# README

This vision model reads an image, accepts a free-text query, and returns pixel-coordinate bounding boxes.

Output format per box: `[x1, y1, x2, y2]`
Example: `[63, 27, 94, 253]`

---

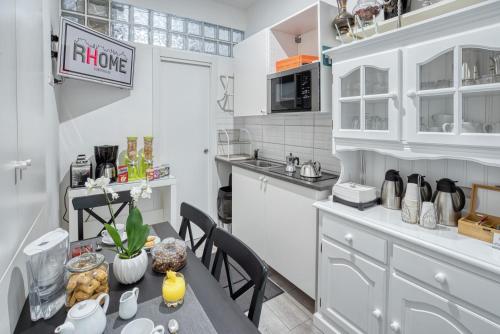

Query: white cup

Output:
[101, 223, 125, 240]
[119, 287, 139, 320]
[121, 318, 165, 334]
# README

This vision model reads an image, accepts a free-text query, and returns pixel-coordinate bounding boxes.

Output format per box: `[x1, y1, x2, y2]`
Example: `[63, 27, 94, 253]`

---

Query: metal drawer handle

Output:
[406, 90, 416, 98]
[259, 176, 264, 181]
[263, 178, 268, 183]
[390, 321, 401, 332]
[344, 233, 353, 243]
[372, 309, 382, 319]
[434, 272, 447, 284]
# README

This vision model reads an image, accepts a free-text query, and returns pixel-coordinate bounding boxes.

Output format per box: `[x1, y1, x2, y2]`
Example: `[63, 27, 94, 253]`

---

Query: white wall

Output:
[120, 0, 247, 31]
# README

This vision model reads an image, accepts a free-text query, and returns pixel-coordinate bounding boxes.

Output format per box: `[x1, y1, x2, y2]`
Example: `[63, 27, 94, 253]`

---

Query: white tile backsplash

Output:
[285, 126, 314, 148]
[237, 113, 342, 173]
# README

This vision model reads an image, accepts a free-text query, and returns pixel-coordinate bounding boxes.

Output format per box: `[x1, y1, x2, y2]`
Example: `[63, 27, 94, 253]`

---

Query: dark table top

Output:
[14, 223, 259, 334]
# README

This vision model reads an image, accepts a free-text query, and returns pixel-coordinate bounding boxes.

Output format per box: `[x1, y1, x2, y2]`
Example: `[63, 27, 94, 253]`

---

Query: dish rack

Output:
[217, 129, 252, 161]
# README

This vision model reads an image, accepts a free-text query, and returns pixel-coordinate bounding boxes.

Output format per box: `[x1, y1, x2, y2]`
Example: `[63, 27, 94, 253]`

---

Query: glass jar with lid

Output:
[353, 0, 383, 26]
[151, 238, 187, 273]
[65, 253, 109, 307]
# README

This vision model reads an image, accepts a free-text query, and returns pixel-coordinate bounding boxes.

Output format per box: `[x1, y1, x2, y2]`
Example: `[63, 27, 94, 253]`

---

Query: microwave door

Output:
[271, 74, 296, 111]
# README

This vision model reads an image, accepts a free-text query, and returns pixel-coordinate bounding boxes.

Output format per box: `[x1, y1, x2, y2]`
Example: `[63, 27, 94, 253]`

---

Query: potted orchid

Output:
[85, 177, 153, 284]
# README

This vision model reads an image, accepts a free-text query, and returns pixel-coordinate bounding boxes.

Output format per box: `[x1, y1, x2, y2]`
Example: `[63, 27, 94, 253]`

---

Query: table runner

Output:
[104, 285, 218, 333]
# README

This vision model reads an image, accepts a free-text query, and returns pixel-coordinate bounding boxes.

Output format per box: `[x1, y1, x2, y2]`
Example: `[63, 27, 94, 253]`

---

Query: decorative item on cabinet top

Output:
[458, 183, 500, 245]
[217, 75, 234, 112]
[332, 182, 379, 210]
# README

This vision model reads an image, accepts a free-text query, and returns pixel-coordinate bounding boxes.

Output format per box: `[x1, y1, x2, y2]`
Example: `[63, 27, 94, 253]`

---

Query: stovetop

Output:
[269, 168, 339, 183]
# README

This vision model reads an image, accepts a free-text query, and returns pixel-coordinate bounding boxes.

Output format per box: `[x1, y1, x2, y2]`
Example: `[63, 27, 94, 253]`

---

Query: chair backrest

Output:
[208, 228, 268, 328]
[178, 202, 216, 268]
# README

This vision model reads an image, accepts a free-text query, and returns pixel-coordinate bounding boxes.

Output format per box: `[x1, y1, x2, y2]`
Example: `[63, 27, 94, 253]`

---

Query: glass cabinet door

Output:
[406, 23, 500, 147]
[333, 49, 401, 141]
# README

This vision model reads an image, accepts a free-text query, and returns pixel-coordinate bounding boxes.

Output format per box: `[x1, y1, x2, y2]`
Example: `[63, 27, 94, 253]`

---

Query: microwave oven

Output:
[267, 62, 320, 114]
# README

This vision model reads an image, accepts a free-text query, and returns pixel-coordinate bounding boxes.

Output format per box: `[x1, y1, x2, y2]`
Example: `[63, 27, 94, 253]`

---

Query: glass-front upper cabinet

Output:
[333, 49, 401, 141]
[405, 23, 500, 147]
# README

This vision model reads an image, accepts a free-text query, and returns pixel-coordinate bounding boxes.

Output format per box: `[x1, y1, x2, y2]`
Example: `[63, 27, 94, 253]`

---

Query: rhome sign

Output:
[58, 19, 135, 89]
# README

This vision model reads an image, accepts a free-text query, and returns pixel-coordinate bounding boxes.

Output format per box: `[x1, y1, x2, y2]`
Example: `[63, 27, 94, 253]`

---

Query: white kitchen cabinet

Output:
[314, 202, 500, 334]
[388, 274, 500, 334]
[405, 23, 500, 148]
[232, 167, 269, 260]
[319, 239, 386, 334]
[233, 29, 269, 117]
[232, 166, 329, 298]
[333, 49, 401, 142]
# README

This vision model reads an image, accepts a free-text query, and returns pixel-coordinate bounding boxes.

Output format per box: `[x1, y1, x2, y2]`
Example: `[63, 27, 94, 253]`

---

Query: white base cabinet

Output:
[314, 202, 500, 334]
[232, 166, 330, 298]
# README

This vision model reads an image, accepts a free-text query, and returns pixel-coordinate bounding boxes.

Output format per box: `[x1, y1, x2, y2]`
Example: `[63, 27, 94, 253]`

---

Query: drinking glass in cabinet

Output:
[463, 91, 500, 133]
[87, 18, 109, 35]
[87, 0, 109, 18]
[341, 102, 361, 129]
[419, 50, 454, 90]
[419, 95, 453, 132]
[341, 68, 360, 97]
[62, 0, 85, 13]
[365, 100, 388, 130]
[462, 48, 500, 86]
[365, 67, 388, 95]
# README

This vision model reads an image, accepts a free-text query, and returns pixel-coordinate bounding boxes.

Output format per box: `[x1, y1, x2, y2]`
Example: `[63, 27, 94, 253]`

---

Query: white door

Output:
[388, 274, 500, 334]
[0, 0, 19, 277]
[320, 239, 386, 334]
[158, 58, 211, 229]
[232, 167, 268, 260]
[333, 49, 401, 141]
[405, 23, 500, 147]
[233, 29, 269, 117]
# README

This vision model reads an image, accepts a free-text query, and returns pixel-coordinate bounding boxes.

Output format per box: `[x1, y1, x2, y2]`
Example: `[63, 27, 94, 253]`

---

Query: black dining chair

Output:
[178, 202, 216, 269]
[72, 190, 133, 241]
[208, 228, 268, 328]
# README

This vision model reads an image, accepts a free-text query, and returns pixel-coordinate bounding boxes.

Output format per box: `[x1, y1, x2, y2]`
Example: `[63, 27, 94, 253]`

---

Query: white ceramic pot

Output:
[113, 250, 148, 285]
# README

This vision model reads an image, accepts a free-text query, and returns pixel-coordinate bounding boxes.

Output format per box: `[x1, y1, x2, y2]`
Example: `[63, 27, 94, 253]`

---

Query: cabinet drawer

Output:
[322, 213, 387, 263]
[392, 244, 500, 316]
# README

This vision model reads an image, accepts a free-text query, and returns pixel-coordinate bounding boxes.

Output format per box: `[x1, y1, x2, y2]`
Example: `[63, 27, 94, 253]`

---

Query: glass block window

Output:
[60, 0, 244, 57]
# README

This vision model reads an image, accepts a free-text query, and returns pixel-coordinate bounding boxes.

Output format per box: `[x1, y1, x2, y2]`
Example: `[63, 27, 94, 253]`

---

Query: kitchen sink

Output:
[240, 160, 282, 168]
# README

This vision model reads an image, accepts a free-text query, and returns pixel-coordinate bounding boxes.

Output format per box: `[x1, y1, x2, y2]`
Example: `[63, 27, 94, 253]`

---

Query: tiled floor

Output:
[258, 268, 322, 334]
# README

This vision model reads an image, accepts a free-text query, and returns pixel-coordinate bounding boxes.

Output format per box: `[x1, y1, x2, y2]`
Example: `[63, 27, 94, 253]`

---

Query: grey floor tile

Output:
[290, 320, 323, 334]
[266, 293, 310, 330]
[258, 303, 290, 334]
[288, 287, 315, 315]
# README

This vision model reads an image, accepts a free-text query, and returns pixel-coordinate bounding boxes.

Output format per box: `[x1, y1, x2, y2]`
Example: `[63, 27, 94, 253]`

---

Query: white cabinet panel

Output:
[320, 239, 386, 334]
[233, 29, 269, 117]
[388, 274, 500, 334]
[333, 49, 401, 142]
[232, 168, 268, 260]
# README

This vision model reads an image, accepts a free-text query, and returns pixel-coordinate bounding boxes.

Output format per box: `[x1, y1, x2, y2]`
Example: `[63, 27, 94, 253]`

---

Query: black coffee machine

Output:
[94, 145, 118, 182]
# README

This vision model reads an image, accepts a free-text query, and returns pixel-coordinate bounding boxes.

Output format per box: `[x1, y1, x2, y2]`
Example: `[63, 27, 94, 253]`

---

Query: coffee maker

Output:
[94, 145, 118, 182]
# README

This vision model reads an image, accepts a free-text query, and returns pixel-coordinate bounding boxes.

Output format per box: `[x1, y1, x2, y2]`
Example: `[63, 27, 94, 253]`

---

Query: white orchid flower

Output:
[130, 181, 152, 202]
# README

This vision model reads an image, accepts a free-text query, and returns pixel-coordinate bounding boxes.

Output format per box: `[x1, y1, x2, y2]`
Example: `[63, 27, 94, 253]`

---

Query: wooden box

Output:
[458, 184, 500, 243]
[275, 55, 319, 72]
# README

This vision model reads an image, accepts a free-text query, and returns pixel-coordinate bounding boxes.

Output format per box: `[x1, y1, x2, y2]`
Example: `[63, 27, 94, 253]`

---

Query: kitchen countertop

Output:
[216, 156, 338, 192]
[314, 200, 500, 276]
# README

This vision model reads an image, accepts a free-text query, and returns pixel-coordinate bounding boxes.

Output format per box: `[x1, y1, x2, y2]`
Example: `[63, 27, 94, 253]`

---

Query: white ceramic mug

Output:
[101, 223, 125, 240]
[121, 318, 164, 334]
[119, 287, 139, 320]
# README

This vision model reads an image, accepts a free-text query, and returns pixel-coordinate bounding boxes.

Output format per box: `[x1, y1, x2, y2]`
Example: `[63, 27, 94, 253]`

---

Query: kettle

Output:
[381, 169, 404, 210]
[404, 174, 432, 202]
[285, 153, 300, 173]
[300, 160, 321, 178]
[431, 178, 466, 226]
[55, 293, 109, 334]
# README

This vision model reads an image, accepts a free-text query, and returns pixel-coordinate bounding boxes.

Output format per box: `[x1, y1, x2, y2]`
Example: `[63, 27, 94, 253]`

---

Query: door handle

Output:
[203, 149, 209, 154]
[14, 159, 32, 184]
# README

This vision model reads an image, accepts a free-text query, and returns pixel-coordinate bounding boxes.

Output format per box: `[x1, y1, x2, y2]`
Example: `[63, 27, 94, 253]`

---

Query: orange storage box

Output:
[276, 55, 319, 72]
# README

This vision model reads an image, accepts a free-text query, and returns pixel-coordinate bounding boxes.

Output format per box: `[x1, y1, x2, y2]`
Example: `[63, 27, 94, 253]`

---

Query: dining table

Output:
[14, 222, 260, 334]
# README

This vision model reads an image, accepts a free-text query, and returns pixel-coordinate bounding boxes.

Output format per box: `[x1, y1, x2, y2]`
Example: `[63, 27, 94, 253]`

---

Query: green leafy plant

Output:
[85, 177, 152, 259]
